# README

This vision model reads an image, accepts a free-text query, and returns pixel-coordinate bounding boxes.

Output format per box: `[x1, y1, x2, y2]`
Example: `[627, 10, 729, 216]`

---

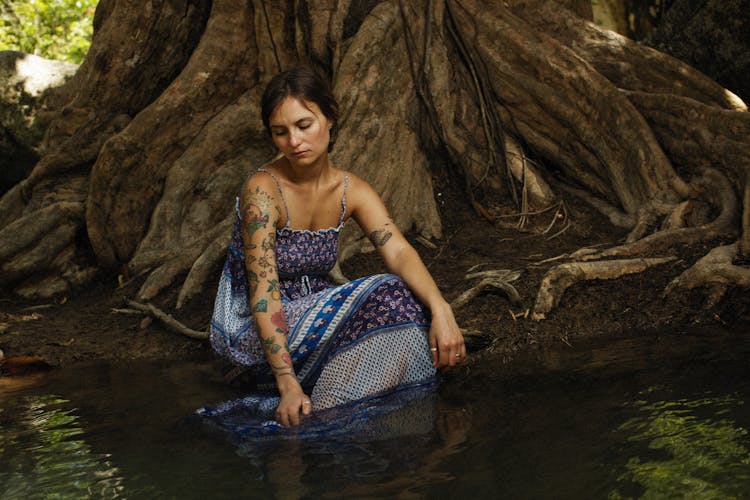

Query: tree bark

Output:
[1, 0, 748, 323]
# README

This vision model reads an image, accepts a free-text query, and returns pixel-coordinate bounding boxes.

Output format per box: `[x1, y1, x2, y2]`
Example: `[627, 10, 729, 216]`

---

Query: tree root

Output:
[664, 242, 750, 307]
[532, 257, 676, 320]
[451, 269, 522, 309]
[567, 168, 738, 262]
[176, 230, 232, 309]
[124, 300, 208, 340]
[740, 171, 750, 258]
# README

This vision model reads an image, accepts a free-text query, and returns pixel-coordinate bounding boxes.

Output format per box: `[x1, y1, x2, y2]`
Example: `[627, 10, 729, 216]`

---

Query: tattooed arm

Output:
[241, 173, 311, 426]
[347, 174, 466, 368]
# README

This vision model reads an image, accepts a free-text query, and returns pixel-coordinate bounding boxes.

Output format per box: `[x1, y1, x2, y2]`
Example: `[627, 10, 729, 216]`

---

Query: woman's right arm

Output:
[240, 174, 311, 426]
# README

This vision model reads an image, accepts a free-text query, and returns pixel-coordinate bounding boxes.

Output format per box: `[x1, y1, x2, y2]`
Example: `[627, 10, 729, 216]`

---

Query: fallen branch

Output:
[532, 257, 677, 320]
[125, 300, 208, 340]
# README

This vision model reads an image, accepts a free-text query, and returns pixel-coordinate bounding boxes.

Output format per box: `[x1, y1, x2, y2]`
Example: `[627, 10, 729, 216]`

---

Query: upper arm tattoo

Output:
[369, 218, 394, 247]
[241, 186, 278, 294]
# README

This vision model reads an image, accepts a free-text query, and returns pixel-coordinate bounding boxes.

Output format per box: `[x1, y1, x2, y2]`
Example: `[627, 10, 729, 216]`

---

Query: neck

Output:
[282, 154, 332, 184]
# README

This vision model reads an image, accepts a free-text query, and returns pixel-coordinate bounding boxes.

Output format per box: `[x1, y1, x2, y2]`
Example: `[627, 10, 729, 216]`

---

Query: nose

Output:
[289, 129, 302, 148]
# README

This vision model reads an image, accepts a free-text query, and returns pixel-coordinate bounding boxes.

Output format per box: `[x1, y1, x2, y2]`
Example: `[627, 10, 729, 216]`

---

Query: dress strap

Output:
[256, 168, 291, 228]
[339, 173, 349, 227]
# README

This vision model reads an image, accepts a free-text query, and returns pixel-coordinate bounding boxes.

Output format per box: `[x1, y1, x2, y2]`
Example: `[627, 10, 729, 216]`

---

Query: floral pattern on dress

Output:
[331, 276, 426, 353]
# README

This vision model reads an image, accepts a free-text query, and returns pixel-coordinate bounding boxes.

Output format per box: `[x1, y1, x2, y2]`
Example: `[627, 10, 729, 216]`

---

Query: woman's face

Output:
[269, 96, 332, 167]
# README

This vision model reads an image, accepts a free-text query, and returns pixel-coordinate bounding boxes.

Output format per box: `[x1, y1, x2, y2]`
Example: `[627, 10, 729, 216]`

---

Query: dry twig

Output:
[125, 300, 208, 340]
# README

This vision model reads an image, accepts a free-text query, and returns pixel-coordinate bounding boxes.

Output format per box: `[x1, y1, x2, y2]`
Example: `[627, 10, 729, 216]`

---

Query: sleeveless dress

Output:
[198, 169, 436, 438]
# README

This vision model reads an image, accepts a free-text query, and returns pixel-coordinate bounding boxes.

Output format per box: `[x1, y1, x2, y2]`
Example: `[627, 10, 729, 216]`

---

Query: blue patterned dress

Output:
[199, 169, 436, 437]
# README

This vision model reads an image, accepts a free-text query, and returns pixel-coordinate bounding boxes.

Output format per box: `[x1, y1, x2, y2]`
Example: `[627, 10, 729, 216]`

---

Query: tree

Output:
[1, 0, 748, 322]
[0, 0, 98, 63]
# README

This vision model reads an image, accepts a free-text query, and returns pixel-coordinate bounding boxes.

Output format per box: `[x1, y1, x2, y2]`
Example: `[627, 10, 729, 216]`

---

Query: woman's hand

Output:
[429, 300, 466, 369]
[275, 374, 313, 426]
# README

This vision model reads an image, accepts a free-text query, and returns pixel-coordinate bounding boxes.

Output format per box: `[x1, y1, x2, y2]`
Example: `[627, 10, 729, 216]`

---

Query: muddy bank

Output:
[1, 191, 748, 374]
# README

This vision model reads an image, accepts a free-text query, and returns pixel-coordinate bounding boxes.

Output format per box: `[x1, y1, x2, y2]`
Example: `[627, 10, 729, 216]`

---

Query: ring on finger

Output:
[430, 347, 438, 352]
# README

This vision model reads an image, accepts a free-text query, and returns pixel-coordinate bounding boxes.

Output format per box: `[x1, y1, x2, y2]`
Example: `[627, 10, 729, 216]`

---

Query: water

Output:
[1, 327, 749, 499]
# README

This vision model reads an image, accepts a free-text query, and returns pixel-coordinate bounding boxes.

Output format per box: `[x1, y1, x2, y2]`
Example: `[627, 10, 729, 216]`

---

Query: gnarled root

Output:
[451, 269, 522, 310]
[569, 168, 738, 262]
[176, 230, 232, 309]
[0, 199, 97, 298]
[664, 242, 750, 307]
[532, 257, 676, 320]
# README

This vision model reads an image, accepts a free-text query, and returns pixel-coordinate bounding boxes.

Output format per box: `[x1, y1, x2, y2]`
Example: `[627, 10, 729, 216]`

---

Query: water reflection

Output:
[0, 394, 124, 498]
[211, 394, 472, 499]
[0, 329, 748, 498]
[612, 388, 750, 499]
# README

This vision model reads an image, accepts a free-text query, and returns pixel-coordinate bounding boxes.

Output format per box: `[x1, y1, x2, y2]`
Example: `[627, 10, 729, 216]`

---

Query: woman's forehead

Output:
[270, 97, 322, 124]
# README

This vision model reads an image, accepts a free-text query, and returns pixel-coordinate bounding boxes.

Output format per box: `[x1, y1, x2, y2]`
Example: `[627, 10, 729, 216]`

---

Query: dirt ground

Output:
[2, 176, 749, 375]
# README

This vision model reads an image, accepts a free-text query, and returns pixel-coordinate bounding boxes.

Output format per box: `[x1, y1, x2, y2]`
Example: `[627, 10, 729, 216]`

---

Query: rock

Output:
[0, 51, 78, 193]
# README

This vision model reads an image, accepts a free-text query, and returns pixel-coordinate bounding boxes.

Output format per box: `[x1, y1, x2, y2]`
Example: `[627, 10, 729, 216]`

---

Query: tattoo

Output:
[247, 269, 259, 288]
[258, 255, 272, 268]
[261, 237, 275, 252]
[269, 349, 294, 375]
[261, 335, 284, 355]
[271, 310, 286, 331]
[281, 352, 292, 367]
[242, 183, 294, 375]
[369, 228, 392, 247]
[243, 203, 269, 236]
[267, 279, 281, 301]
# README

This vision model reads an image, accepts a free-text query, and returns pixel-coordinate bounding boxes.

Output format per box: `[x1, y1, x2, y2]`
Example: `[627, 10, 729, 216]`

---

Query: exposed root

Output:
[569, 168, 738, 261]
[136, 254, 199, 303]
[124, 300, 208, 340]
[328, 262, 350, 286]
[451, 269, 522, 309]
[740, 171, 750, 259]
[532, 257, 677, 320]
[494, 200, 569, 237]
[626, 206, 663, 243]
[665, 242, 750, 307]
[559, 183, 635, 228]
[0, 202, 83, 264]
[415, 235, 438, 249]
[176, 232, 232, 309]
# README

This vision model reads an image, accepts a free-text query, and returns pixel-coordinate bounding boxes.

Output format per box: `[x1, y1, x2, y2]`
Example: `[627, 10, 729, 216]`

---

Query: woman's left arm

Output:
[349, 175, 466, 368]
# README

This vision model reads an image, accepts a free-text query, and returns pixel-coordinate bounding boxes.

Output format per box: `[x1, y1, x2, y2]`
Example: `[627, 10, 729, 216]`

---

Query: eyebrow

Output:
[270, 117, 313, 129]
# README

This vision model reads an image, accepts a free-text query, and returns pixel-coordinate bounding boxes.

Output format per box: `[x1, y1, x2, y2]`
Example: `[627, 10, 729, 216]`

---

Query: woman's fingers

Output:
[433, 334, 467, 368]
[301, 398, 313, 416]
[276, 396, 313, 426]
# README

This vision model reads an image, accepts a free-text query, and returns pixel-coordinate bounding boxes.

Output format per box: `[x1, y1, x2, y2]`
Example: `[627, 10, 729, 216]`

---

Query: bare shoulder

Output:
[345, 172, 381, 207]
[239, 168, 285, 229]
[242, 167, 280, 201]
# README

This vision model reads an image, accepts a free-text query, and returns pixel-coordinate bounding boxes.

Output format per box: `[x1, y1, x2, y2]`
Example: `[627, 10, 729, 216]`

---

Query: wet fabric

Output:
[201, 169, 436, 436]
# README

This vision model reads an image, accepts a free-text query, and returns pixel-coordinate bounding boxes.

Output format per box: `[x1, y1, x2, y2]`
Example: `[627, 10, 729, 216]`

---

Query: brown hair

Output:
[261, 64, 339, 152]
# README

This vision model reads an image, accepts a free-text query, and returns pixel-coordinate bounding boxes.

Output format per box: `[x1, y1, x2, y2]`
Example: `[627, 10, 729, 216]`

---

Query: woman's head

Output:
[261, 64, 339, 152]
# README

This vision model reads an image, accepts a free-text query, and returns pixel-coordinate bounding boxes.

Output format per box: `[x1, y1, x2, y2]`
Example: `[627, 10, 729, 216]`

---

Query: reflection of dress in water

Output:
[199, 169, 436, 437]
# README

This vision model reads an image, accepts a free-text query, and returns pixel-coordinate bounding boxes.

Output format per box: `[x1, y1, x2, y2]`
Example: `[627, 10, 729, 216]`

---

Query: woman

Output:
[207, 64, 465, 429]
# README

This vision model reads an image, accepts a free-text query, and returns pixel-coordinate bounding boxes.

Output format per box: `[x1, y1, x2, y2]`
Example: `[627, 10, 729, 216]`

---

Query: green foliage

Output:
[0, 0, 98, 63]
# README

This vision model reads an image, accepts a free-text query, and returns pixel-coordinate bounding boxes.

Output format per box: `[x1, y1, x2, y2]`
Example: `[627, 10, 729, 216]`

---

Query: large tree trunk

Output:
[1, 0, 748, 322]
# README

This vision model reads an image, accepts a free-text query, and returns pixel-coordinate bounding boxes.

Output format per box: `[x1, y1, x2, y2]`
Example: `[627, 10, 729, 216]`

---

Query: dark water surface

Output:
[1, 327, 749, 499]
